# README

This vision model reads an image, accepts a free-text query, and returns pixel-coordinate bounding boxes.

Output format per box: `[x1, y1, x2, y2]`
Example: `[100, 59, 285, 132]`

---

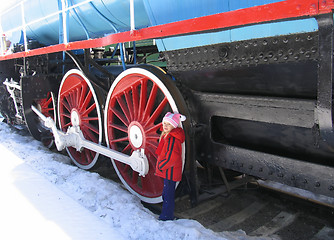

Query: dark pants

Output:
[159, 179, 176, 221]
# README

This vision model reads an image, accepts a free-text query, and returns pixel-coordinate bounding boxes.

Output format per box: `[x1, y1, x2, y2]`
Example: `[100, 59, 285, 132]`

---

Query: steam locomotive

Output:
[0, 0, 333, 205]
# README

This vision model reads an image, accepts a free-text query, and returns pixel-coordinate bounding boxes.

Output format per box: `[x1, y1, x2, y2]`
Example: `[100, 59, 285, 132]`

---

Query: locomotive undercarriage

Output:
[165, 14, 334, 199]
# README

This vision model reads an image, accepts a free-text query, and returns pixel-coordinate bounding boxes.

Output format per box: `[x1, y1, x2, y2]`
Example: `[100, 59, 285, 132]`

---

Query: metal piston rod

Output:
[31, 105, 149, 177]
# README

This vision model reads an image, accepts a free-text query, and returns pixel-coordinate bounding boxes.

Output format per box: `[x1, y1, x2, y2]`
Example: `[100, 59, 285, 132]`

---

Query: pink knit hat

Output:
[162, 112, 186, 128]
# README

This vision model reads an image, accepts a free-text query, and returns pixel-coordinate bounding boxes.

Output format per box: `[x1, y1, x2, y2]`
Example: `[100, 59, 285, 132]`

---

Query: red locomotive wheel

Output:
[104, 66, 186, 203]
[35, 92, 56, 148]
[58, 69, 102, 169]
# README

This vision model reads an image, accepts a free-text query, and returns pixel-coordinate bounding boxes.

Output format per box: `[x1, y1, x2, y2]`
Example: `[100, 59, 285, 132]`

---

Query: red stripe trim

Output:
[0, 0, 333, 61]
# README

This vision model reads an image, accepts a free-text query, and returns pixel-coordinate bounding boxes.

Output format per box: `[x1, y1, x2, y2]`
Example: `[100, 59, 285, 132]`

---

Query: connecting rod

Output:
[31, 105, 149, 176]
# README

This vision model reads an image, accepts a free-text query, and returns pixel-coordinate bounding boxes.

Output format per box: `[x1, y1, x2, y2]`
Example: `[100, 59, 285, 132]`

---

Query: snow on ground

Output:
[0, 122, 276, 240]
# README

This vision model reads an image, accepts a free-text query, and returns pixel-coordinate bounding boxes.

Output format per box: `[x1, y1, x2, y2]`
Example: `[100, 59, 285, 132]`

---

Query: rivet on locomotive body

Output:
[315, 182, 320, 187]
[249, 165, 253, 170]
[259, 167, 263, 172]
[263, 40, 268, 45]
[303, 179, 308, 184]
[329, 186, 334, 191]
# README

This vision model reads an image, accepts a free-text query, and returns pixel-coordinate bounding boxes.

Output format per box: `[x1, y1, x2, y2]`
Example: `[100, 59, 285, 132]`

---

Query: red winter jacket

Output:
[155, 127, 185, 182]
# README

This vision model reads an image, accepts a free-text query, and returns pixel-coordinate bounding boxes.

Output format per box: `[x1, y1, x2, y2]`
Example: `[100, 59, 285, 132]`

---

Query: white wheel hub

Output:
[129, 125, 143, 148]
[71, 110, 80, 126]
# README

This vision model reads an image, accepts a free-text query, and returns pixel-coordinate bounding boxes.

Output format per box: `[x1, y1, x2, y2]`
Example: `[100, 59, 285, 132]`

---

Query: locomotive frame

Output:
[0, 0, 334, 205]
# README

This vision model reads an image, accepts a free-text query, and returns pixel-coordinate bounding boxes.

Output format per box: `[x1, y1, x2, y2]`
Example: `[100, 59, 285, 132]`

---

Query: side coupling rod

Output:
[31, 105, 149, 177]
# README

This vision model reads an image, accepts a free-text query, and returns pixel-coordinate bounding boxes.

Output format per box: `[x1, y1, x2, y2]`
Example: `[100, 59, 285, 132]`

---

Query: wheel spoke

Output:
[116, 96, 131, 123]
[82, 122, 99, 135]
[108, 123, 128, 133]
[131, 172, 139, 185]
[145, 97, 168, 127]
[138, 79, 147, 120]
[60, 112, 71, 119]
[124, 91, 134, 121]
[143, 84, 158, 121]
[84, 148, 93, 164]
[82, 102, 96, 116]
[146, 138, 159, 149]
[132, 85, 139, 120]
[82, 128, 98, 143]
[122, 143, 132, 153]
[80, 91, 92, 112]
[110, 136, 129, 143]
[145, 123, 161, 134]
[109, 107, 130, 126]
[79, 84, 87, 107]
[63, 122, 72, 129]
[82, 116, 99, 121]
[61, 100, 71, 112]
[64, 95, 73, 109]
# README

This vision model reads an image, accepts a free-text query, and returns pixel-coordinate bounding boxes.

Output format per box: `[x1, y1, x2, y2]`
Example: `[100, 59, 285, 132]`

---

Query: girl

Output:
[155, 112, 186, 221]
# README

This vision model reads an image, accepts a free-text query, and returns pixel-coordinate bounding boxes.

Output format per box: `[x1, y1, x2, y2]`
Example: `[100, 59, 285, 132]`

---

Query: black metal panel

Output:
[21, 74, 60, 141]
[211, 143, 334, 198]
[165, 32, 318, 72]
[193, 92, 315, 128]
[165, 16, 334, 200]
[315, 14, 334, 145]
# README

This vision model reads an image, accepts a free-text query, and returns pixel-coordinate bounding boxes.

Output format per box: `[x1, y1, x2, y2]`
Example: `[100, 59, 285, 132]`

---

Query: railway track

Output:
[136, 172, 334, 240]
[171, 181, 334, 240]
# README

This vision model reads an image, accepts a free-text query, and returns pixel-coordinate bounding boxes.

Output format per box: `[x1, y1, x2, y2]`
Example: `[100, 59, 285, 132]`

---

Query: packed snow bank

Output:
[0, 123, 276, 240]
[0, 144, 125, 240]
